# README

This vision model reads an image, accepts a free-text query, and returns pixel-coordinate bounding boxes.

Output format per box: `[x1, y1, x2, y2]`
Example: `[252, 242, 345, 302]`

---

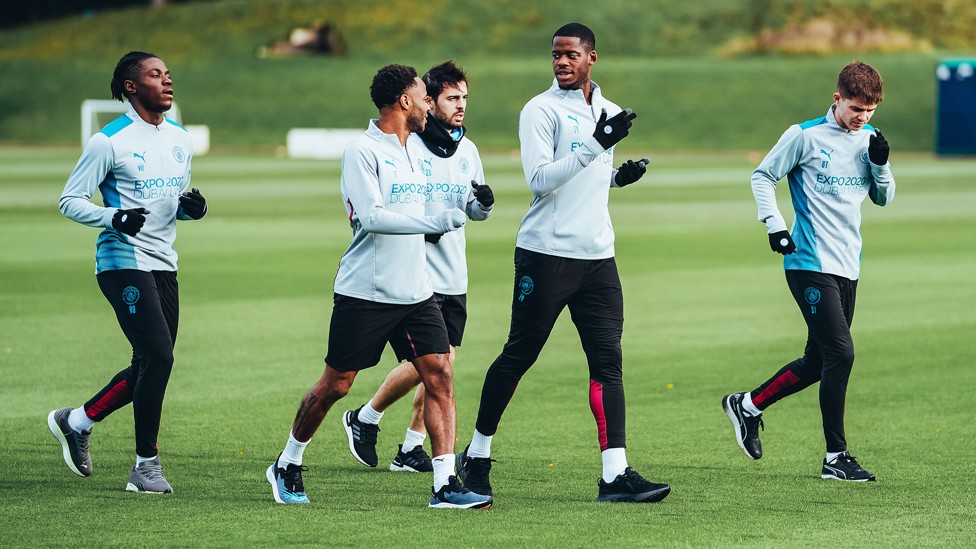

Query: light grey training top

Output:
[59, 102, 195, 273]
[516, 79, 623, 260]
[752, 105, 896, 280]
[334, 120, 466, 304]
[411, 133, 492, 295]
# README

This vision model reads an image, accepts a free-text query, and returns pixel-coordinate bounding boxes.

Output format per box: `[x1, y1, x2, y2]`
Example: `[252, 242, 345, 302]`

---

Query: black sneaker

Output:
[722, 392, 764, 460]
[429, 475, 493, 509]
[821, 453, 876, 482]
[455, 445, 494, 497]
[343, 405, 379, 467]
[47, 407, 92, 477]
[596, 467, 671, 503]
[390, 444, 433, 473]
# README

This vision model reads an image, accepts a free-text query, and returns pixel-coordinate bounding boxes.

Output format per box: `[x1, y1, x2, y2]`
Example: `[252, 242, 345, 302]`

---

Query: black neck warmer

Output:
[417, 112, 465, 158]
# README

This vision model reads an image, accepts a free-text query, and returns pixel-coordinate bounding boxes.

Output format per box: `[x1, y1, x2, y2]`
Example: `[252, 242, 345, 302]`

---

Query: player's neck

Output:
[375, 115, 410, 146]
[131, 101, 166, 126]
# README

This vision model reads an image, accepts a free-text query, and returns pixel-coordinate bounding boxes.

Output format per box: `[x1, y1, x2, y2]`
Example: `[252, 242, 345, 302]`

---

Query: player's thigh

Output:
[96, 269, 173, 354]
[786, 270, 853, 354]
[434, 293, 466, 348]
[389, 296, 450, 364]
[509, 248, 578, 337]
[326, 294, 408, 372]
[568, 258, 624, 338]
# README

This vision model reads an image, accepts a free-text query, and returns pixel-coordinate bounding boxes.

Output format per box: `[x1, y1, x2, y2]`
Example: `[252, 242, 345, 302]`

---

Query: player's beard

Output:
[407, 109, 426, 133]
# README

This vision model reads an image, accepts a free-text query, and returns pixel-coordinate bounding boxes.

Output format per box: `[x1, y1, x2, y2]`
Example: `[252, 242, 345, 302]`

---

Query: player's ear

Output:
[124, 79, 137, 96]
[399, 93, 410, 110]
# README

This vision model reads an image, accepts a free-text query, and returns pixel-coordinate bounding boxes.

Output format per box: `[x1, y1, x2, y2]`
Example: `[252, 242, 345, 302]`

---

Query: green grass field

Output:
[1, 146, 975, 547]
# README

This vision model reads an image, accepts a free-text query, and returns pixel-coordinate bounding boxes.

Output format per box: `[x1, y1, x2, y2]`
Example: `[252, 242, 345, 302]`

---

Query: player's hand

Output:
[615, 157, 651, 187]
[112, 207, 149, 237]
[868, 129, 889, 165]
[179, 187, 208, 219]
[437, 208, 466, 232]
[768, 230, 796, 255]
[471, 181, 494, 208]
[425, 233, 443, 244]
[593, 107, 637, 150]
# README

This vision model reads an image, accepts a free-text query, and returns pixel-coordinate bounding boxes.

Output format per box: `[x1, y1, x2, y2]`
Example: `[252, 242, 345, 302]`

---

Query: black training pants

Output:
[85, 269, 179, 458]
[750, 270, 857, 453]
[475, 248, 627, 450]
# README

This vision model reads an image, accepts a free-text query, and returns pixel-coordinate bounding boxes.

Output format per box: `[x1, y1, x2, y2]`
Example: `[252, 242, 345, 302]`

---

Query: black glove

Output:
[768, 230, 796, 255]
[471, 181, 494, 208]
[111, 207, 149, 237]
[868, 128, 889, 165]
[179, 187, 207, 219]
[593, 108, 637, 150]
[425, 233, 443, 244]
[615, 157, 651, 187]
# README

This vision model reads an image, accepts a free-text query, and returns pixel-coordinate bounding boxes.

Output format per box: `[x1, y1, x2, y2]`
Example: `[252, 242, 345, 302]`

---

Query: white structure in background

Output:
[80, 99, 209, 155]
[286, 128, 361, 159]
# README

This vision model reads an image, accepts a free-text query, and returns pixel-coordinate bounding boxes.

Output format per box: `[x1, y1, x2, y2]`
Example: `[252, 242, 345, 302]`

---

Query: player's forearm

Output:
[524, 137, 603, 196]
[751, 170, 787, 232]
[869, 164, 895, 206]
[59, 195, 114, 228]
[361, 207, 449, 235]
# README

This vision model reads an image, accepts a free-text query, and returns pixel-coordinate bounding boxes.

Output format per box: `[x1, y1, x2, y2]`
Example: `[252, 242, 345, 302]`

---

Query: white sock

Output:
[741, 393, 762, 416]
[68, 407, 95, 432]
[136, 454, 156, 465]
[468, 429, 492, 458]
[280, 431, 309, 466]
[402, 429, 426, 452]
[432, 453, 455, 491]
[826, 451, 846, 463]
[359, 402, 384, 425]
[602, 447, 628, 483]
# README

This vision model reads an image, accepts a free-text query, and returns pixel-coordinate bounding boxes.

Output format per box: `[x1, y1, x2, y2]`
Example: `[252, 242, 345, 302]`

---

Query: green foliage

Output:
[0, 1, 969, 149]
[2, 147, 975, 546]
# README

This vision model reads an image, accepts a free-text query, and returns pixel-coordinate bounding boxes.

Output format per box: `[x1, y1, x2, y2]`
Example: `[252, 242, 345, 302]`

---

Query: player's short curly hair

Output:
[422, 60, 467, 103]
[370, 64, 419, 109]
[837, 61, 884, 104]
[553, 22, 595, 52]
[111, 51, 159, 102]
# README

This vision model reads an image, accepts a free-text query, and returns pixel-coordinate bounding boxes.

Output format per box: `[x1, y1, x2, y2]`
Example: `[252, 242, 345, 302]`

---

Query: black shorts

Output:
[433, 292, 467, 347]
[325, 294, 450, 372]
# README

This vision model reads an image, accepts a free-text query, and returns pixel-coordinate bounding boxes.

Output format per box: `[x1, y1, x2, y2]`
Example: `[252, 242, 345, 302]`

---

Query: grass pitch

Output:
[1, 146, 974, 547]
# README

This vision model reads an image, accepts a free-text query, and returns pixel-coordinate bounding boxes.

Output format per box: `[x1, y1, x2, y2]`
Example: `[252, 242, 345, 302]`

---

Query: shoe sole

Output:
[265, 463, 309, 504]
[390, 462, 426, 473]
[125, 482, 172, 493]
[722, 395, 760, 460]
[821, 474, 876, 482]
[343, 410, 376, 468]
[428, 499, 493, 509]
[596, 485, 671, 503]
[47, 410, 87, 477]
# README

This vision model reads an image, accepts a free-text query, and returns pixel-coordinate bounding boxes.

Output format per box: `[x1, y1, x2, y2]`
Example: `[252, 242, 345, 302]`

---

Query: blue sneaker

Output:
[266, 455, 310, 504]
[429, 475, 493, 509]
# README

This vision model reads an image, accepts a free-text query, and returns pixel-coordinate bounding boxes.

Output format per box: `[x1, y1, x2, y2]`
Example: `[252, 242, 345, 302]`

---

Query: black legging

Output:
[475, 248, 627, 450]
[85, 269, 179, 458]
[750, 270, 857, 453]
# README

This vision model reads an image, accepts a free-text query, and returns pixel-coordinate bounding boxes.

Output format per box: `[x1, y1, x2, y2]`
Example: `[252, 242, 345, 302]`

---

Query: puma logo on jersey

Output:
[819, 149, 833, 159]
[133, 151, 147, 163]
[567, 115, 579, 124]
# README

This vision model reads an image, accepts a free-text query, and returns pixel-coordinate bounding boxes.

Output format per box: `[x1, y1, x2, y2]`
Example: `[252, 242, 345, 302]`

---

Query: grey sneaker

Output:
[47, 407, 92, 477]
[126, 457, 173, 493]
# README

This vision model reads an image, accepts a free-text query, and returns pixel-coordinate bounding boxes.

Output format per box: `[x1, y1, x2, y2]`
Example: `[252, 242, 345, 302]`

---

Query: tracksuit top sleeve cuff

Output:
[101, 207, 116, 228]
[870, 161, 891, 176]
[764, 215, 788, 234]
[577, 137, 605, 165]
